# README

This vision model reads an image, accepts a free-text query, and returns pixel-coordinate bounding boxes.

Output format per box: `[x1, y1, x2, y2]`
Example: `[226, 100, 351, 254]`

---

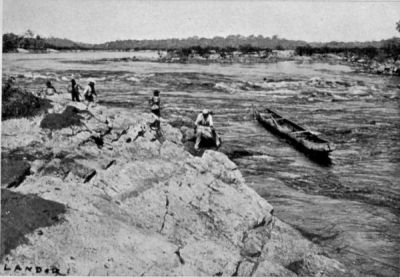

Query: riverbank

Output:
[295, 53, 400, 77]
[1, 93, 351, 275]
[39, 48, 399, 77]
[161, 53, 400, 77]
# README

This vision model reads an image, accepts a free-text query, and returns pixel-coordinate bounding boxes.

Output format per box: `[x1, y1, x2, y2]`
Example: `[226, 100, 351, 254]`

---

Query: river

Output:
[2, 51, 400, 276]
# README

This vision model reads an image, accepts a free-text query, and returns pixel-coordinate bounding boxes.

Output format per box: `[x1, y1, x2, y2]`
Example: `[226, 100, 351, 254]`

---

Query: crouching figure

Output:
[194, 109, 221, 151]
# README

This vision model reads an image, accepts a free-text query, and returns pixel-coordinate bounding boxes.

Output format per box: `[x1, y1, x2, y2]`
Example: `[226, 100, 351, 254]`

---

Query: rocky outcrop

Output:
[308, 53, 400, 76]
[344, 57, 400, 76]
[1, 96, 348, 276]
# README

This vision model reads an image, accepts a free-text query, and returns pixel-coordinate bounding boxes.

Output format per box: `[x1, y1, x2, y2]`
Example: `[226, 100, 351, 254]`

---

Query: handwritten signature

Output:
[2, 264, 64, 275]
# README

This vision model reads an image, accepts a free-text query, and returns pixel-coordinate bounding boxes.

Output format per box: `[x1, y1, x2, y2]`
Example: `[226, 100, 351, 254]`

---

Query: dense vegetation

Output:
[2, 82, 52, 120]
[96, 35, 307, 51]
[295, 38, 400, 61]
[3, 29, 400, 62]
[3, 32, 305, 52]
[170, 44, 273, 59]
[3, 33, 47, 52]
[2, 30, 92, 52]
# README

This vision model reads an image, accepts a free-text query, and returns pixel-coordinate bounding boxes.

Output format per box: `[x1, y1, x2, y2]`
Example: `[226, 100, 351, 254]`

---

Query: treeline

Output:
[296, 38, 400, 61]
[296, 45, 380, 58]
[2, 32, 92, 52]
[97, 35, 307, 51]
[3, 32, 307, 52]
[174, 45, 273, 56]
[3, 30, 400, 61]
[3, 33, 46, 52]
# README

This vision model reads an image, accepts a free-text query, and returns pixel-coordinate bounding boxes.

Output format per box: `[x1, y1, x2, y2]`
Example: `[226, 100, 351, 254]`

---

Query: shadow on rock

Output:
[40, 155, 97, 182]
[1, 189, 66, 260]
[1, 158, 31, 188]
[184, 137, 222, 157]
[40, 106, 91, 131]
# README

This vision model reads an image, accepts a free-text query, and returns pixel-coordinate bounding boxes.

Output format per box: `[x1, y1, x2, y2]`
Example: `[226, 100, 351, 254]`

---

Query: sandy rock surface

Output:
[1, 97, 348, 276]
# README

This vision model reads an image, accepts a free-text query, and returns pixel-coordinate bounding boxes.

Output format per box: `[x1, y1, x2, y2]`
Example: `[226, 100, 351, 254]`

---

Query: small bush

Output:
[2, 85, 52, 120]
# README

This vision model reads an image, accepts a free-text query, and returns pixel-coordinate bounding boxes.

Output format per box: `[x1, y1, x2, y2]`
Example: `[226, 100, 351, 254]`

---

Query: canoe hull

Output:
[255, 109, 333, 157]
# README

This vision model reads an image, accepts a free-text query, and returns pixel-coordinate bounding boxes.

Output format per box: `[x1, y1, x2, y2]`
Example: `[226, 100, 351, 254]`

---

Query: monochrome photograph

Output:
[1, 0, 399, 276]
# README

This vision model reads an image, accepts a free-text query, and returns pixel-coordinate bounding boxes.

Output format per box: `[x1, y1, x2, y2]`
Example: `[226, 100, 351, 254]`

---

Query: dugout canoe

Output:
[254, 108, 334, 157]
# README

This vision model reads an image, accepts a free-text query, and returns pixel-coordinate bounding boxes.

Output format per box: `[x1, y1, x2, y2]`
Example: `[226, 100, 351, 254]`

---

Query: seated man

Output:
[194, 109, 220, 150]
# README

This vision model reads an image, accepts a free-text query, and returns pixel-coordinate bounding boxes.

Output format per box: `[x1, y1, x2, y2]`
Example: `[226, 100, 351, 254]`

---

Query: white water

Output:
[3, 52, 400, 276]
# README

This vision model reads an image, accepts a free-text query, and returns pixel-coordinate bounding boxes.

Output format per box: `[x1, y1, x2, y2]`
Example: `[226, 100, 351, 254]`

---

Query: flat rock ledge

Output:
[1, 95, 349, 276]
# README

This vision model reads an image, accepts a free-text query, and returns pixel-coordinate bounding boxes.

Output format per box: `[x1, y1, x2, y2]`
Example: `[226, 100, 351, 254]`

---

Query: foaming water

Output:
[3, 52, 400, 276]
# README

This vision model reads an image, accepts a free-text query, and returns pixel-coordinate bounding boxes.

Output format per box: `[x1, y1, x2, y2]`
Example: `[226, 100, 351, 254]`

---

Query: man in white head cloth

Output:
[194, 109, 219, 150]
[83, 79, 97, 109]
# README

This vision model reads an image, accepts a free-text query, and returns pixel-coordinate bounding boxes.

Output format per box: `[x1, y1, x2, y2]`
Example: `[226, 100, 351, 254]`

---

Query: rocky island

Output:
[1, 91, 349, 276]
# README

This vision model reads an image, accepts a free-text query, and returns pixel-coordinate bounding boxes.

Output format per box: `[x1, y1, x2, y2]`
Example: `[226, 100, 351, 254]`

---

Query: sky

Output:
[2, 0, 400, 44]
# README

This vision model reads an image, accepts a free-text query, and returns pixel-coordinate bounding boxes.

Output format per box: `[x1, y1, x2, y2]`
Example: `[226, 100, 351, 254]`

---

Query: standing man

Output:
[68, 79, 83, 102]
[83, 79, 97, 109]
[149, 90, 161, 129]
[150, 90, 161, 117]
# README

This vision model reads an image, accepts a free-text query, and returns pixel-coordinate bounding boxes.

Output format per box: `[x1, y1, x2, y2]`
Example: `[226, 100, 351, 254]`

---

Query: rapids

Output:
[3, 52, 400, 276]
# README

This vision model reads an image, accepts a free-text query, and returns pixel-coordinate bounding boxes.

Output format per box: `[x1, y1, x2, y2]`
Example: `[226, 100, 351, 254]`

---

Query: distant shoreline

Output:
[17, 49, 400, 77]
[3, 48, 400, 77]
